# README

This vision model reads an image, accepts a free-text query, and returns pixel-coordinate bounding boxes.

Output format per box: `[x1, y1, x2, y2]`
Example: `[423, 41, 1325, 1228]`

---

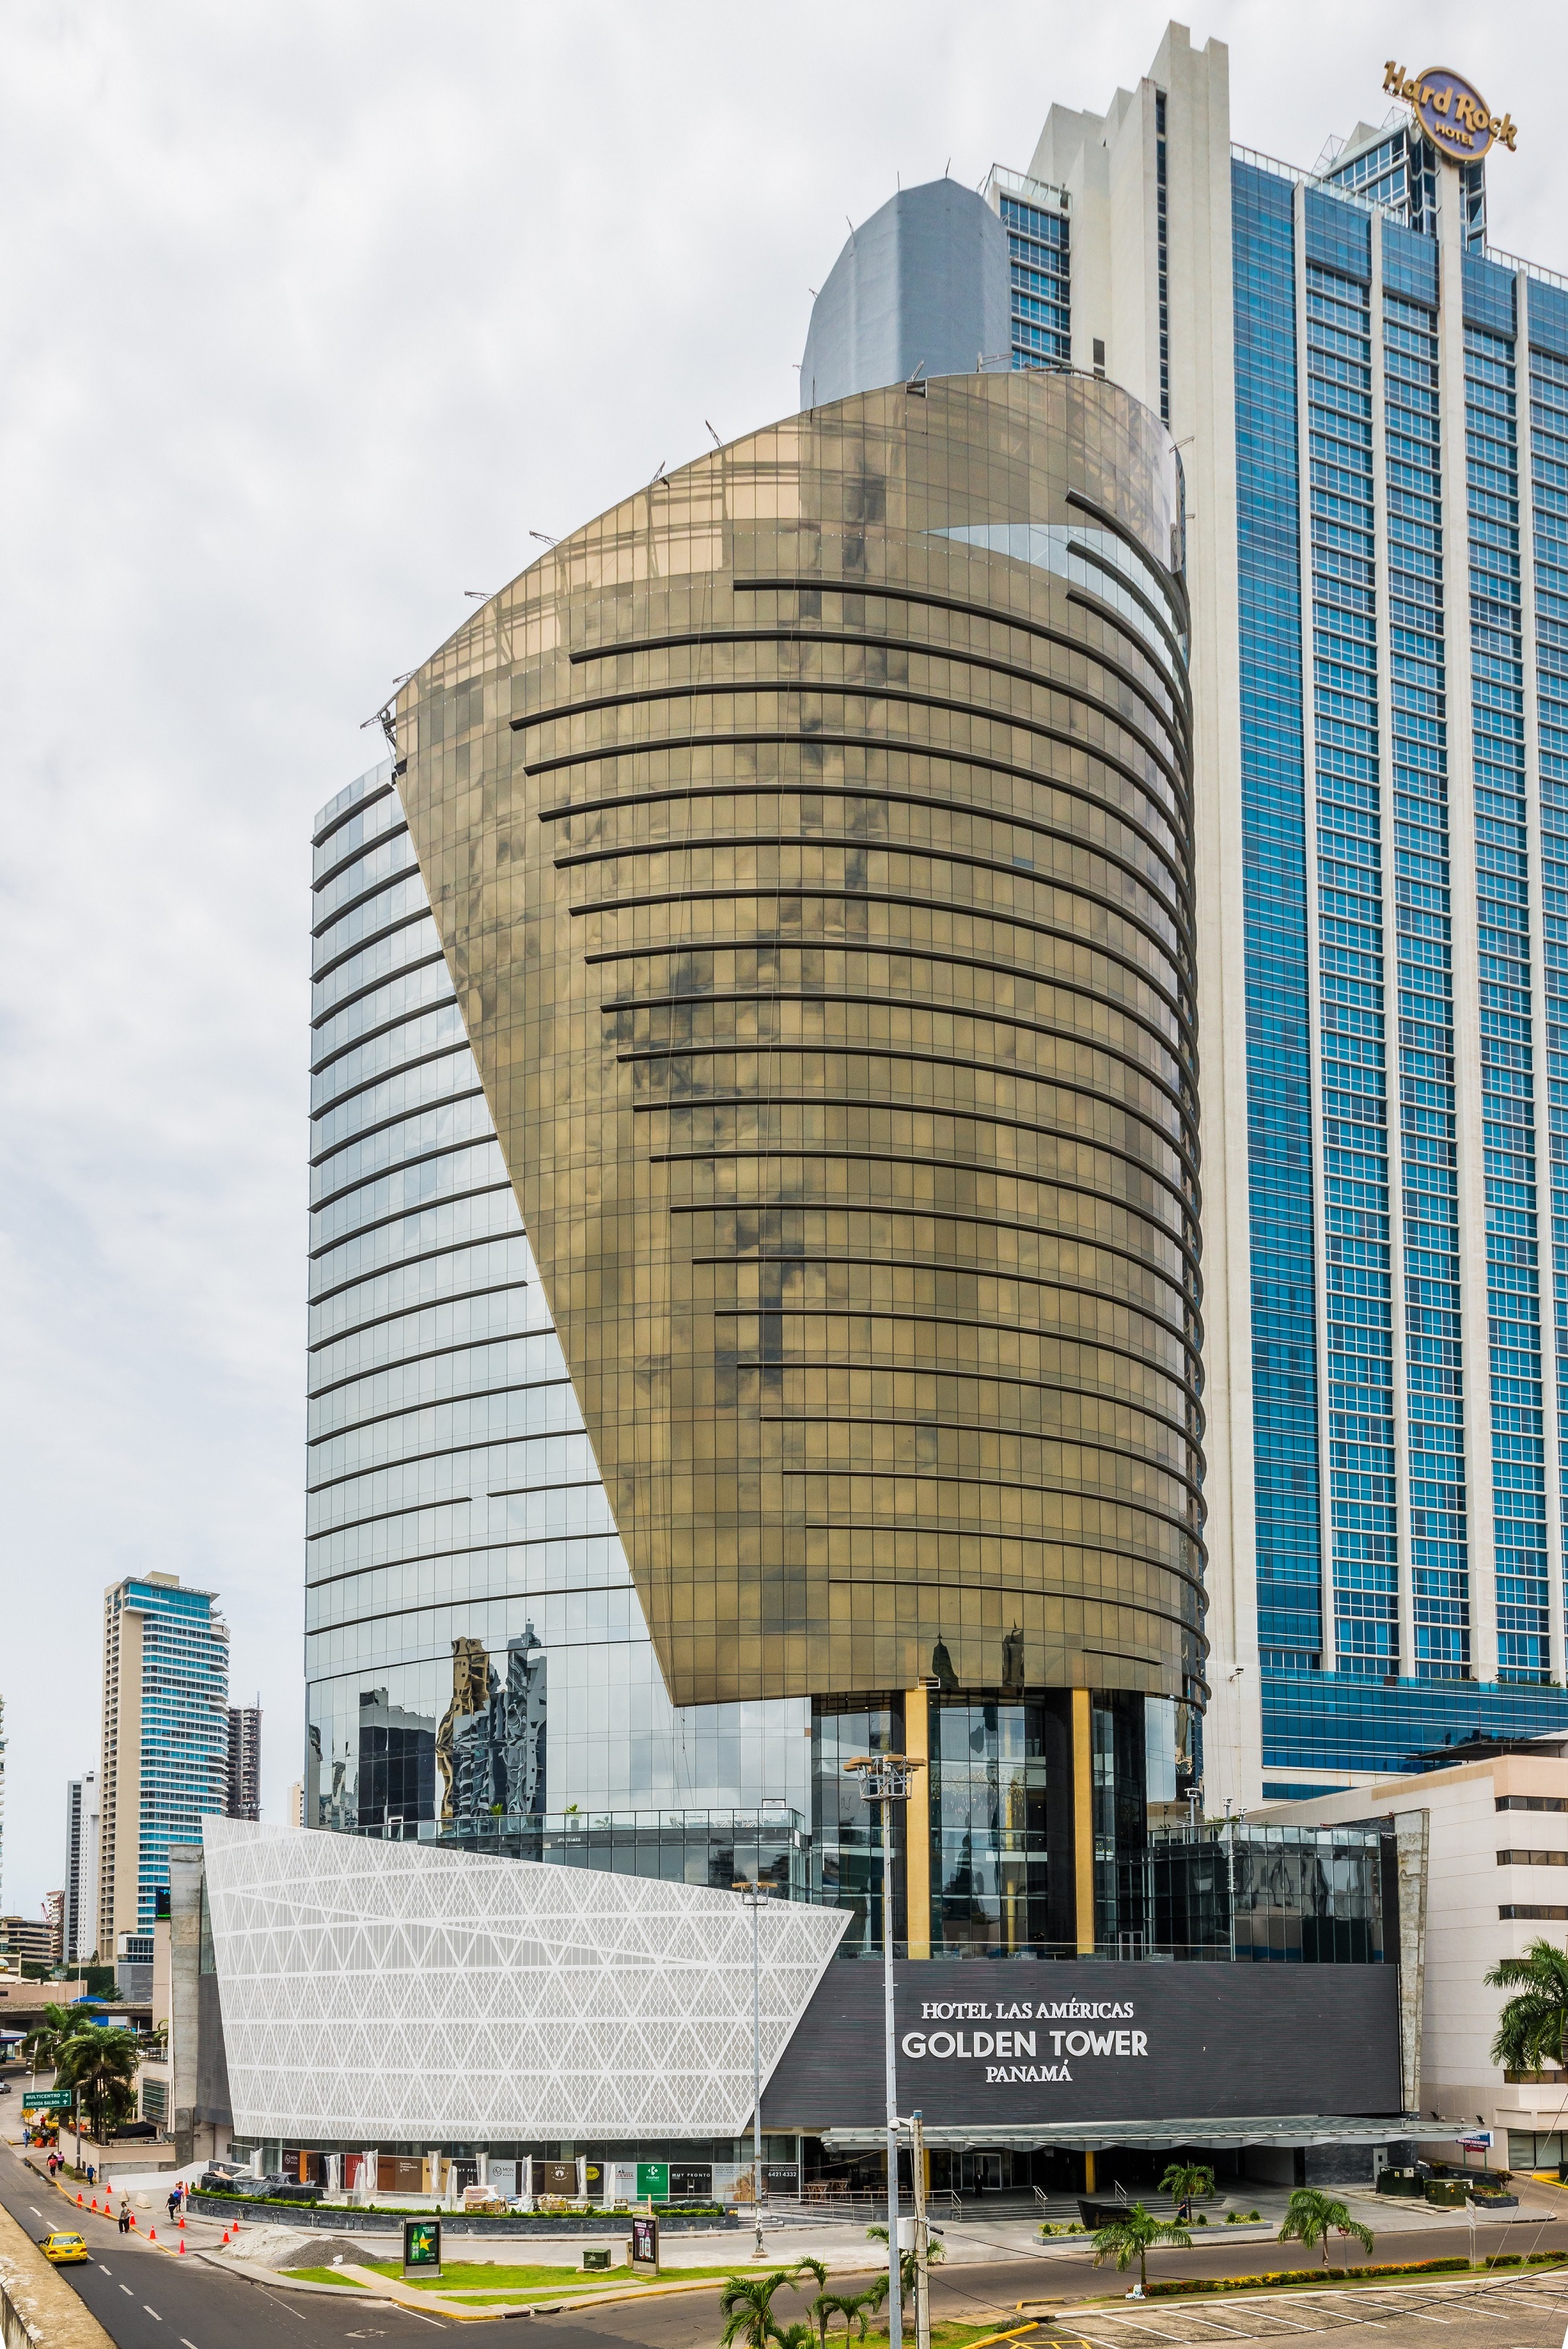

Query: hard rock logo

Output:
[1383, 62, 1517, 161]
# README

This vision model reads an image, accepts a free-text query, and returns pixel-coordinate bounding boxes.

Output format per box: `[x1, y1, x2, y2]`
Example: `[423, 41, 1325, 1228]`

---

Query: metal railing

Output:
[775, 2188, 963, 2219]
[1230, 142, 1403, 223]
[982, 162, 1070, 216]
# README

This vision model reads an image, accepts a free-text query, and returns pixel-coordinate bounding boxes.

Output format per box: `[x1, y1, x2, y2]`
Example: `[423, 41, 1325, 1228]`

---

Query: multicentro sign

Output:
[1383, 61, 1518, 161]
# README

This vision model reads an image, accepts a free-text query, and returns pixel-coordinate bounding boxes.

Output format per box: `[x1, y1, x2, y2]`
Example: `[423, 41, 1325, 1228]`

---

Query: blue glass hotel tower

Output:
[801, 26, 1568, 1794]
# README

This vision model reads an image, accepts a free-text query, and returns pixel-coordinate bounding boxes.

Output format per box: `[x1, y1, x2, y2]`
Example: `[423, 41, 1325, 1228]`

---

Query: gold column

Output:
[1084, 2150, 1097, 2195]
[1072, 1689, 1095, 1956]
[906, 1685, 931, 1960]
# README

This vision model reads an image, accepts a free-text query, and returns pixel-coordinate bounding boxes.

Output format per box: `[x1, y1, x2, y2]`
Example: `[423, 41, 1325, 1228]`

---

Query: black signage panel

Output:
[763, 1960, 1401, 2131]
[630, 2215, 659, 2275]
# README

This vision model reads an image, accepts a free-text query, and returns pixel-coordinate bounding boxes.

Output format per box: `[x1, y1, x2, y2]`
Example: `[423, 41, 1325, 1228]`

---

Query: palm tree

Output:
[792, 2256, 827, 2296]
[1158, 2160, 1216, 2217]
[1487, 1938, 1568, 2071]
[866, 2220, 947, 2309]
[19, 2003, 74, 2075]
[812, 2285, 884, 2349]
[52, 2023, 140, 2144]
[1090, 2201, 1191, 2297]
[1277, 2187, 1375, 2268]
[720, 2272, 796, 2349]
[767, 2326, 816, 2349]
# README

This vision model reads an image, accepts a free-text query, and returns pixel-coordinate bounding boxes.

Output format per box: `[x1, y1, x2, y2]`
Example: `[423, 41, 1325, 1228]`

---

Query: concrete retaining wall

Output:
[0, 2199, 113, 2348]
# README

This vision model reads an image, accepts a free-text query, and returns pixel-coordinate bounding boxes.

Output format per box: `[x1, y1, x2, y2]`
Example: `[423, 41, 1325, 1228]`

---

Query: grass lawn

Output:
[281, 2268, 365, 2288]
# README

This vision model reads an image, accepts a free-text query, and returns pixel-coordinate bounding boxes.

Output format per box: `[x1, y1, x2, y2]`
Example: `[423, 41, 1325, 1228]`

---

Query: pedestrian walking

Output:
[166, 2188, 180, 2223]
[118, 2203, 131, 2234]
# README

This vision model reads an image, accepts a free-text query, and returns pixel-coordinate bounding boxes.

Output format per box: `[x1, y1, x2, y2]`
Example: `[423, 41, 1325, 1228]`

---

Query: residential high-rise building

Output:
[799, 29, 1568, 1799]
[286, 1779, 304, 1829]
[0, 1913, 55, 1967]
[314, 362, 1201, 1956]
[226, 1704, 261, 1821]
[62, 1771, 100, 1964]
[99, 1574, 229, 1952]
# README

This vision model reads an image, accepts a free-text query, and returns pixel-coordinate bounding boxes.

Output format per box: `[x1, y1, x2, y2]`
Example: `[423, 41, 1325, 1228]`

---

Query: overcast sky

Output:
[1, 2, 1561, 1919]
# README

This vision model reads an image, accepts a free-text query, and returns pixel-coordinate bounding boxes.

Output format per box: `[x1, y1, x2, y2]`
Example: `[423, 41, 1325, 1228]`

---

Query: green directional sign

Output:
[21, 2091, 71, 2112]
[635, 2162, 669, 2200]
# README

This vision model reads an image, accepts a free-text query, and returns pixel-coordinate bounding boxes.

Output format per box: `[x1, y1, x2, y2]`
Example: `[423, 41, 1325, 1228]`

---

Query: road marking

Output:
[121, 2284, 134, 2295]
[398, 2315, 447, 2331]
[144, 2310, 163, 2322]
[182, 2339, 201, 2347]
[27, 2207, 42, 2218]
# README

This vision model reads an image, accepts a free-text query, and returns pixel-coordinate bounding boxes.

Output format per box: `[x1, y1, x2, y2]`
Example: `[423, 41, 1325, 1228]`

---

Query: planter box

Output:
[189, 2193, 738, 2236]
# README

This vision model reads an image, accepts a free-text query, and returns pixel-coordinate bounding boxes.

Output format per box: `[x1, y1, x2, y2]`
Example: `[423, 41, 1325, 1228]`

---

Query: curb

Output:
[21, 2155, 223, 2265]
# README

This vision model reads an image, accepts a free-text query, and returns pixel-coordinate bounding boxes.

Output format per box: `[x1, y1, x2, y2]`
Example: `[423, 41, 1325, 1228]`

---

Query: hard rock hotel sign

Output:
[1383, 61, 1518, 161]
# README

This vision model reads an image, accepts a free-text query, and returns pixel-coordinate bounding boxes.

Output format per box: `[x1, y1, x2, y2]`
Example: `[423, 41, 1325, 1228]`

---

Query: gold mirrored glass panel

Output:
[399, 373, 1204, 1709]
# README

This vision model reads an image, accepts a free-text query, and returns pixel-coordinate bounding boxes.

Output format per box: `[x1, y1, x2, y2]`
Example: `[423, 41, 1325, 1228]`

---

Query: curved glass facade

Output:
[305, 761, 808, 1836]
[398, 371, 1204, 1714]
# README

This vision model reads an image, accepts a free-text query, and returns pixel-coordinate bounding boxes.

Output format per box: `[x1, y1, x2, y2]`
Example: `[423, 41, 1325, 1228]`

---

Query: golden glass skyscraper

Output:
[396, 371, 1203, 1728]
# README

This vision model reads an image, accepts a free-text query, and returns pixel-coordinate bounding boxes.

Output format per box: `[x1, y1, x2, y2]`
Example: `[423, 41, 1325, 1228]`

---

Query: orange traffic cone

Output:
[148, 2228, 156, 2243]
[178, 2240, 185, 2256]
[76, 2193, 83, 2205]
[178, 2212, 185, 2229]
[90, 2199, 97, 2213]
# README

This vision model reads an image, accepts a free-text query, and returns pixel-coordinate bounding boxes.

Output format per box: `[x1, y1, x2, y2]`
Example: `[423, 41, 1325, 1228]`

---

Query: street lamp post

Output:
[732, 1880, 776, 2262]
[845, 1753, 925, 2349]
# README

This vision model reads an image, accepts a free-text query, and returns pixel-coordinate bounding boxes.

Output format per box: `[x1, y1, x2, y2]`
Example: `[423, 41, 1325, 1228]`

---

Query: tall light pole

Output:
[845, 1753, 925, 2349]
[733, 1879, 775, 2262]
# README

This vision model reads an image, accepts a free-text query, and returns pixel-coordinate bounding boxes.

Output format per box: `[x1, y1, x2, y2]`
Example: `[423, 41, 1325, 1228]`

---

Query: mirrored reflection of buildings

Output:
[305, 761, 810, 1895]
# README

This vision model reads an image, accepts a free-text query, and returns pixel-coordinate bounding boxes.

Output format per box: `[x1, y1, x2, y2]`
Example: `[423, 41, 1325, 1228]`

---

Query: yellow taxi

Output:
[40, 2233, 90, 2265]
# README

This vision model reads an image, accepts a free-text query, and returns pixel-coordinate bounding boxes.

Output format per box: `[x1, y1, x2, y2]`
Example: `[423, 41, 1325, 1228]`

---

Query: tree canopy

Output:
[1487, 1938, 1568, 2072]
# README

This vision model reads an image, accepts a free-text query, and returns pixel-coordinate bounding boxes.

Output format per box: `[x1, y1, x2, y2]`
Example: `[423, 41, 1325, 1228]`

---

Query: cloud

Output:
[0, 0, 1558, 1911]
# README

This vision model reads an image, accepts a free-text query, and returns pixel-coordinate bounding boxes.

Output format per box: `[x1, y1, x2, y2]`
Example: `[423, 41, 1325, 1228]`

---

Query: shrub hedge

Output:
[1144, 2250, 1566, 2300]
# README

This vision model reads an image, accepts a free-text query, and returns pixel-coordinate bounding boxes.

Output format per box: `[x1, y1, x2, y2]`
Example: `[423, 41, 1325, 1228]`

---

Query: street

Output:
[9, 2135, 1568, 2348]
[0, 2145, 447, 2346]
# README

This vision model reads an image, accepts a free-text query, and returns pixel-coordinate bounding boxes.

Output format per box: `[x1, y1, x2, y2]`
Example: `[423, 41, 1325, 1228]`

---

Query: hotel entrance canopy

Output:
[820, 2116, 1468, 2152]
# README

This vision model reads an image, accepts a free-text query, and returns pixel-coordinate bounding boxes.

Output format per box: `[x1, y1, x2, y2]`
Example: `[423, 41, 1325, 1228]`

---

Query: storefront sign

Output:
[763, 1959, 1402, 2132]
[1383, 61, 1517, 160]
[536, 2160, 579, 2198]
[635, 2161, 668, 2200]
[402, 2218, 441, 2281]
[901, 2002, 1148, 2083]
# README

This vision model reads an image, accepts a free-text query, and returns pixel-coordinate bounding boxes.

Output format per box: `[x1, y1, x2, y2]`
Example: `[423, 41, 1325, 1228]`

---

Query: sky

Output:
[1, 0, 1563, 1921]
